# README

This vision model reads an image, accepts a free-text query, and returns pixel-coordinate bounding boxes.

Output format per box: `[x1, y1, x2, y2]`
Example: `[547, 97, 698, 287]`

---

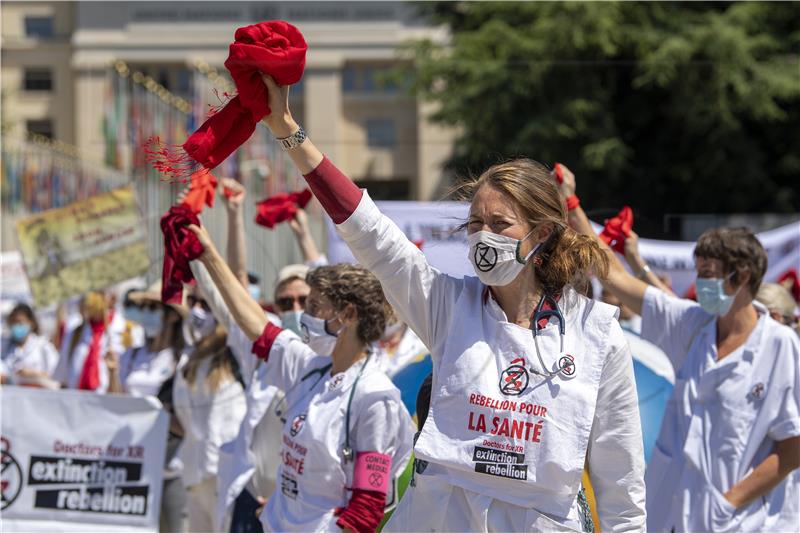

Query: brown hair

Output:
[306, 264, 390, 344]
[8, 303, 40, 335]
[453, 159, 609, 293]
[183, 325, 237, 393]
[694, 227, 767, 296]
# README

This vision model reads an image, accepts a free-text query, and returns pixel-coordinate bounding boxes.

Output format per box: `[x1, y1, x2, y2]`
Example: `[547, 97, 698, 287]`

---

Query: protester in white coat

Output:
[255, 74, 646, 532]
[1, 303, 59, 385]
[172, 297, 247, 533]
[565, 167, 800, 531]
[188, 223, 415, 533]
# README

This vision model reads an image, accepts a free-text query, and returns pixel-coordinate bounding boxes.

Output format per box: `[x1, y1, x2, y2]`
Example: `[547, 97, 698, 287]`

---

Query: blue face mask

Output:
[280, 310, 303, 337]
[696, 276, 738, 316]
[10, 323, 31, 343]
[249, 284, 262, 302]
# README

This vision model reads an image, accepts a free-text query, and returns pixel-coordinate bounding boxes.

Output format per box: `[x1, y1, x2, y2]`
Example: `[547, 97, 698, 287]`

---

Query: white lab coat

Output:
[191, 262, 285, 532]
[1, 334, 60, 377]
[641, 286, 800, 532]
[257, 329, 415, 532]
[336, 192, 646, 532]
[118, 345, 178, 397]
[172, 353, 247, 488]
[54, 315, 130, 392]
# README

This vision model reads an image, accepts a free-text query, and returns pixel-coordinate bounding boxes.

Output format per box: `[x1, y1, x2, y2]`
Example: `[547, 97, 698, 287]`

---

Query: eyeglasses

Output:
[275, 295, 307, 311]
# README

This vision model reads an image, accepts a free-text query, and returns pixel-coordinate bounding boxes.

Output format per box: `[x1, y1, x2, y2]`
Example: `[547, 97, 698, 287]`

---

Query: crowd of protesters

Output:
[3, 39, 800, 533]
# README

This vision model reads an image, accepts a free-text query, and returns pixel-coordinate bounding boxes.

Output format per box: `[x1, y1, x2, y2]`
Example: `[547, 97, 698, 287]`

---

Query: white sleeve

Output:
[191, 261, 236, 332]
[42, 339, 60, 376]
[260, 330, 324, 392]
[587, 324, 647, 532]
[335, 193, 462, 353]
[306, 254, 329, 268]
[352, 390, 414, 478]
[768, 329, 800, 441]
[641, 286, 710, 371]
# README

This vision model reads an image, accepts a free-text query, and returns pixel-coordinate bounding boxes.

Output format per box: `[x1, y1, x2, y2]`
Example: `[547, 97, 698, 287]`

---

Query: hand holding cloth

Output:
[161, 205, 204, 304]
[599, 206, 633, 254]
[255, 188, 312, 229]
[181, 170, 218, 214]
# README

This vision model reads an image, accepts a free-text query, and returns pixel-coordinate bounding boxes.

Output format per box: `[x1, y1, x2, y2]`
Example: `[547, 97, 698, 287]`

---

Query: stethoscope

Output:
[529, 292, 575, 379]
[273, 353, 371, 464]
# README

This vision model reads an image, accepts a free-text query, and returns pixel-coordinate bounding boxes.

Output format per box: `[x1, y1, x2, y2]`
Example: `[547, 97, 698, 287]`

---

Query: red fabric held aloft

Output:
[599, 206, 634, 254]
[160, 205, 204, 304]
[146, 21, 307, 181]
[255, 188, 312, 229]
[181, 170, 218, 215]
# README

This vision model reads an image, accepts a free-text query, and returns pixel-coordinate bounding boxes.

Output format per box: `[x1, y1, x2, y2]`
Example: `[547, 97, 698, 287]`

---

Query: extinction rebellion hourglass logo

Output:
[499, 358, 529, 396]
[1, 437, 23, 510]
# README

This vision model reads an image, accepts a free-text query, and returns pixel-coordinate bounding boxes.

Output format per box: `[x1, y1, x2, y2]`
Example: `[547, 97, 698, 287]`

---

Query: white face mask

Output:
[280, 310, 304, 337]
[467, 230, 539, 286]
[300, 312, 343, 355]
[185, 306, 216, 344]
[139, 309, 164, 338]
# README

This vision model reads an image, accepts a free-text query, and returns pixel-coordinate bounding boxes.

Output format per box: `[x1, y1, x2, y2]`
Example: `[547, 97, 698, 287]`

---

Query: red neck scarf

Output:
[146, 21, 307, 182]
[78, 320, 106, 391]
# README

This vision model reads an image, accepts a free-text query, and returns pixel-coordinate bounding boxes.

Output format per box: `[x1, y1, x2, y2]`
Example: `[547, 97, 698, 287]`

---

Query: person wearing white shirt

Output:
[1, 303, 59, 386]
[254, 73, 646, 532]
[173, 290, 247, 533]
[187, 223, 416, 533]
[565, 167, 800, 531]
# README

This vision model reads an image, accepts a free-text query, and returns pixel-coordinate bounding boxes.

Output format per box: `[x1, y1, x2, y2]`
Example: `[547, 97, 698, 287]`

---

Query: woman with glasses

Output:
[187, 220, 415, 533]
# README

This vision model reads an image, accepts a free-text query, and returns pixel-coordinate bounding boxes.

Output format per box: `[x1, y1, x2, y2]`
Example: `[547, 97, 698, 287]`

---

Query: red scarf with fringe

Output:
[146, 21, 307, 182]
[255, 188, 312, 229]
[161, 205, 204, 304]
[599, 206, 634, 254]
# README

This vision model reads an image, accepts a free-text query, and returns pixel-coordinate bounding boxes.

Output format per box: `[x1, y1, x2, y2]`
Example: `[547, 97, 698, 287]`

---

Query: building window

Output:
[26, 119, 54, 139]
[23, 68, 53, 91]
[342, 64, 400, 94]
[366, 119, 396, 148]
[24, 16, 54, 38]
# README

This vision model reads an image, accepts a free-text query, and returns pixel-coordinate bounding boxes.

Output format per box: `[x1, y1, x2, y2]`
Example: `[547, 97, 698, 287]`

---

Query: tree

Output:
[408, 2, 800, 236]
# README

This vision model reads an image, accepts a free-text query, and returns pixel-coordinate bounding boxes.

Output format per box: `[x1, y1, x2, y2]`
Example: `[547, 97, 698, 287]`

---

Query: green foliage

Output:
[407, 1, 800, 233]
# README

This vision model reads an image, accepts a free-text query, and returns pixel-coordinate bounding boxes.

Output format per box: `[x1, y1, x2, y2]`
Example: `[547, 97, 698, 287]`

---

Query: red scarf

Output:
[181, 170, 218, 214]
[599, 206, 634, 254]
[146, 21, 307, 181]
[161, 205, 204, 304]
[255, 188, 312, 229]
[78, 320, 106, 391]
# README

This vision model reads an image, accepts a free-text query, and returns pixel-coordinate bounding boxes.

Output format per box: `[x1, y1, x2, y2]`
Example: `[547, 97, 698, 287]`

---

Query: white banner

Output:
[1, 388, 168, 532]
[327, 201, 800, 297]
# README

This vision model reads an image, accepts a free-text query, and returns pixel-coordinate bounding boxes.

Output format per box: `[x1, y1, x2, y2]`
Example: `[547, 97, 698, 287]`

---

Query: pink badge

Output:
[352, 451, 392, 494]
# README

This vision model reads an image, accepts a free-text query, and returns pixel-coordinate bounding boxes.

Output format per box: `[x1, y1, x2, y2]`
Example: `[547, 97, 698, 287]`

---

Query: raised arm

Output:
[288, 207, 324, 265]
[623, 230, 676, 296]
[221, 177, 249, 287]
[188, 224, 267, 340]
[258, 74, 458, 351]
[556, 165, 648, 315]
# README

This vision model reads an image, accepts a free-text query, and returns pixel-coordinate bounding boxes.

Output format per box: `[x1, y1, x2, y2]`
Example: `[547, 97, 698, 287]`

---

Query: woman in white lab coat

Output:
[186, 226, 415, 533]
[253, 74, 646, 532]
[1, 303, 59, 385]
[172, 290, 247, 533]
[562, 166, 800, 532]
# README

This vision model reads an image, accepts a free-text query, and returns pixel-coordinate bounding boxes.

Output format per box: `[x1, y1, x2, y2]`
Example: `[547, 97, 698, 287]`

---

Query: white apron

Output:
[260, 354, 415, 532]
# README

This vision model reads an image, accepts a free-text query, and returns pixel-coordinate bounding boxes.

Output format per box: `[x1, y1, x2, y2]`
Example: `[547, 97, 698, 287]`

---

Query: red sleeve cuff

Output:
[335, 489, 385, 533]
[251, 322, 283, 360]
[566, 194, 580, 210]
[303, 157, 363, 224]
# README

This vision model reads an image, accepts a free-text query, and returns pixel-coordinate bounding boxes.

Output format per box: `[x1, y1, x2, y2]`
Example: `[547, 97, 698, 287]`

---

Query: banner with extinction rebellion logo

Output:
[1, 387, 167, 532]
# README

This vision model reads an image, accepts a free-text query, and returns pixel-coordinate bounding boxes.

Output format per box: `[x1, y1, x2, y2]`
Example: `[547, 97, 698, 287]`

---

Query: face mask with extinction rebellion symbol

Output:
[467, 230, 540, 286]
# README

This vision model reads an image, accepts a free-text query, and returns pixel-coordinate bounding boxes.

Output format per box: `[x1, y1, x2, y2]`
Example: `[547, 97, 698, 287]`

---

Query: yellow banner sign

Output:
[15, 187, 150, 306]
